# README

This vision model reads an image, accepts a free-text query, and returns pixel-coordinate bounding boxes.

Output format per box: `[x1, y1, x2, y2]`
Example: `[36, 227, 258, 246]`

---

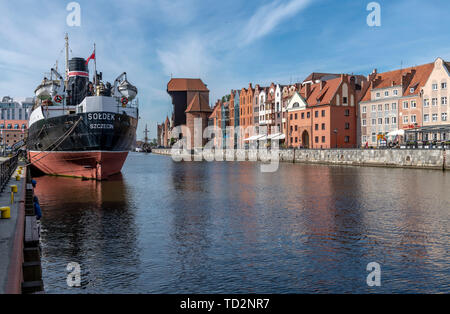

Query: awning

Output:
[387, 129, 405, 138]
[268, 133, 286, 140]
[244, 134, 266, 141]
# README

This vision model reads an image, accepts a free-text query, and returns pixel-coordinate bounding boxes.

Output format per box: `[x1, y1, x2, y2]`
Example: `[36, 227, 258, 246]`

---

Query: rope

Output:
[25, 117, 83, 166]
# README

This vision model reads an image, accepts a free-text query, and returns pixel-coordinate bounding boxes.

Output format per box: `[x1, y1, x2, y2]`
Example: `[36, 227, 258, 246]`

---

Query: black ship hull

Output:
[27, 112, 138, 180]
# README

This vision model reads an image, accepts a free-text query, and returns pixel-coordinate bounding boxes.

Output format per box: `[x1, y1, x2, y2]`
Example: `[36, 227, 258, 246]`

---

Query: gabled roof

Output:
[167, 78, 209, 92]
[300, 77, 342, 106]
[303, 73, 339, 83]
[186, 92, 212, 113]
[360, 63, 434, 101]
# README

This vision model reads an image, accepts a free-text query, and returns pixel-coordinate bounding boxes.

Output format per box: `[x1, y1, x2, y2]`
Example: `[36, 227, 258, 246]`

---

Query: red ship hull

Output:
[28, 151, 129, 180]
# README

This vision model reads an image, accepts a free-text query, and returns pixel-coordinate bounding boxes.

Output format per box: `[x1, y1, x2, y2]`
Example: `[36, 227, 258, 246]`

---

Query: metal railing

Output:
[0, 153, 19, 192]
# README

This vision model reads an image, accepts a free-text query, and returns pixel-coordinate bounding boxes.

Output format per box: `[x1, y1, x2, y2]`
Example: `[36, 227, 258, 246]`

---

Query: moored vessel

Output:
[27, 35, 139, 180]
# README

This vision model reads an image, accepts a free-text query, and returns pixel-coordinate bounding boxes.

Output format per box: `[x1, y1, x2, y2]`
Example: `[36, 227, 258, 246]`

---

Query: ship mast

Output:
[144, 124, 149, 145]
[65, 33, 69, 90]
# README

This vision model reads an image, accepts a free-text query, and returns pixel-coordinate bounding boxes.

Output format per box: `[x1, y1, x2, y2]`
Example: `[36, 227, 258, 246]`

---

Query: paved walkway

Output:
[0, 162, 26, 294]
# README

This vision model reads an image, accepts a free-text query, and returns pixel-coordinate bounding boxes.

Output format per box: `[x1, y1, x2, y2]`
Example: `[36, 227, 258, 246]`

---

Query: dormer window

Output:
[410, 87, 415, 93]
[293, 102, 300, 108]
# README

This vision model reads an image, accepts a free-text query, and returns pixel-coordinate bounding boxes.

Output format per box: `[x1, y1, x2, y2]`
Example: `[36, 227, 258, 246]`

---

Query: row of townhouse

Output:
[210, 57, 450, 149]
[360, 57, 450, 146]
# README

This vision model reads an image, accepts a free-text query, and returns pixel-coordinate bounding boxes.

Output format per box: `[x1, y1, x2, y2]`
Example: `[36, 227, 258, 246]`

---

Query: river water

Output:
[34, 153, 449, 293]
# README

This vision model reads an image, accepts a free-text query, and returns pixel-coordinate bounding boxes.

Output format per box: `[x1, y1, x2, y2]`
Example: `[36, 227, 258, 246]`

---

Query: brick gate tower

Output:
[167, 78, 212, 149]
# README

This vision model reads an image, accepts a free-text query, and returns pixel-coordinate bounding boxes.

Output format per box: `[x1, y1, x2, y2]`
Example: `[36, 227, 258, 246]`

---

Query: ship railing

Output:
[0, 152, 19, 192]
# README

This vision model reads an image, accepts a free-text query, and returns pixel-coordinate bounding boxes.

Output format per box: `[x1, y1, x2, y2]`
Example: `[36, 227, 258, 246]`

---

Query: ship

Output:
[27, 34, 139, 180]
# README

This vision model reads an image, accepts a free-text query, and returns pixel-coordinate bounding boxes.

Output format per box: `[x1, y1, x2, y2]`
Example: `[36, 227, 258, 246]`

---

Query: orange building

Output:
[239, 84, 255, 146]
[285, 74, 365, 149]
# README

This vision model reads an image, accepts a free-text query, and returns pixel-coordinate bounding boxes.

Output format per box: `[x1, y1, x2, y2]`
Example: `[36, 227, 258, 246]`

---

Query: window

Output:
[301, 113, 305, 119]
[442, 97, 447, 105]
[345, 136, 350, 143]
[315, 111, 319, 118]
[403, 116, 408, 124]
[322, 110, 325, 117]
[372, 119, 376, 125]
[307, 112, 310, 118]
[322, 136, 326, 143]
[315, 136, 319, 143]
[392, 117, 397, 124]
[424, 114, 430, 122]
[295, 125, 298, 131]
[362, 136, 367, 143]
[424, 99, 429, 107]
[315, 124, 319, 131]
[295, 113, 298, 120]
[290, 114, 293, 120]
[378, 104, 383, 111]
[385, 91, 389, 97]
[385, 117, 390, 124]
[372, 105, 376, 112]
[393, 90, 398, 96]
[343, 97, 348, 104]
[410, 87, 415, 93]
[322, 123, 325, 130]
[378, 118, 383, 125]
[411, 100, 416, 108]
[432, 98, 438, 106]
[372, 133, 376, 143]
[403, 101, 409, 109]
[11, 109, 15, 120]
[392, 103, 397, 110]
[362, 119, 367, 126]
[432, 114, 438, 122]
[442, 82, 447, 89]
[385, 104, 389, 111]
[345, 123, 350, 130]
[432, 83, 438, 90]
[362, 106, 367, 113]
[345, 109, 350, 116]
[411, 115, 416, 123]
[19, 109, 22, 120]
[376, 92, 381, 98]
[442, 113, 448, 121]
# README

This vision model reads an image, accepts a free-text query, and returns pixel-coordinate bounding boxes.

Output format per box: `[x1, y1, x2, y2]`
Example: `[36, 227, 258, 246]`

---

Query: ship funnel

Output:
[67, 57, 89, 105]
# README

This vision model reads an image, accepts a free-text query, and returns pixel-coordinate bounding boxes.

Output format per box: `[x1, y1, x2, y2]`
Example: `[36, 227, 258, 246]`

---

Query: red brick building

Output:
[286, 74, 365, 149]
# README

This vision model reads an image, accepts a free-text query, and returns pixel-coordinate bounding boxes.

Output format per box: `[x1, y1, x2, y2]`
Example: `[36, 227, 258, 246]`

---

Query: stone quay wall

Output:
[151, 148, 449, 171]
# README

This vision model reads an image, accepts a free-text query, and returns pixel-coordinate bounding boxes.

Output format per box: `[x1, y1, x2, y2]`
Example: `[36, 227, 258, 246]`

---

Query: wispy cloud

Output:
[241, 0, 312, 45]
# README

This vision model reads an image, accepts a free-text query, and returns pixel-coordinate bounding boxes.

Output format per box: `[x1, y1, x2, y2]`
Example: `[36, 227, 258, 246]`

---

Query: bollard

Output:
[0, 207, 11, 219]
[11, 185, 18, 193]
[16, 175, 21, 181]
[11, 192, 14, 204]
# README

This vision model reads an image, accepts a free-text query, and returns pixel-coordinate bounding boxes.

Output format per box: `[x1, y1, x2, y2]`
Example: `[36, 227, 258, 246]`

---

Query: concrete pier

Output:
[0, 157, 43, 294]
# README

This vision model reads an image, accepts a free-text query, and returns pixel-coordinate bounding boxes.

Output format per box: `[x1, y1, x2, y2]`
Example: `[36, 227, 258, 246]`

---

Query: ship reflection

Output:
[34, 174, 140, 293]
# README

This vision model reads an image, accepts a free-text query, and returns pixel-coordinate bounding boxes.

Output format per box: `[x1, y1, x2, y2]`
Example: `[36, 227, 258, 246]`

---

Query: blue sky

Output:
[1, 0, 450, 139]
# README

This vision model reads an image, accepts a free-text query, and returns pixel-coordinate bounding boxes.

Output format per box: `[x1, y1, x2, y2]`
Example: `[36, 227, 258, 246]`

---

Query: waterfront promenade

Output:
[0, 157, 40, 294]
[152, 148, 450, 171]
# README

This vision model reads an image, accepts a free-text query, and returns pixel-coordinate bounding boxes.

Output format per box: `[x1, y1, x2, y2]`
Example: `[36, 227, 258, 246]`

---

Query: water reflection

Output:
[37, 153, 450, 293]
[35, 174, 140, 293]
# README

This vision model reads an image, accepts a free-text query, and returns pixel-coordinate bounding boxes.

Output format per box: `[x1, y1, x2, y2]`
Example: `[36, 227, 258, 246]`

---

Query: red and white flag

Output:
[86, 51, 95, 65]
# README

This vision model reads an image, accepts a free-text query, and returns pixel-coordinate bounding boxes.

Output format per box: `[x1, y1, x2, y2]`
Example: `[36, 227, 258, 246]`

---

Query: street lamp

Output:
[333, 129, 338, 149]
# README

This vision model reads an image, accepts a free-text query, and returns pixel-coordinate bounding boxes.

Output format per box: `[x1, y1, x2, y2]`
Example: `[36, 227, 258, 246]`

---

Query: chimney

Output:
[305, 83, 311, 99]
[320, 80, 326, 90]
